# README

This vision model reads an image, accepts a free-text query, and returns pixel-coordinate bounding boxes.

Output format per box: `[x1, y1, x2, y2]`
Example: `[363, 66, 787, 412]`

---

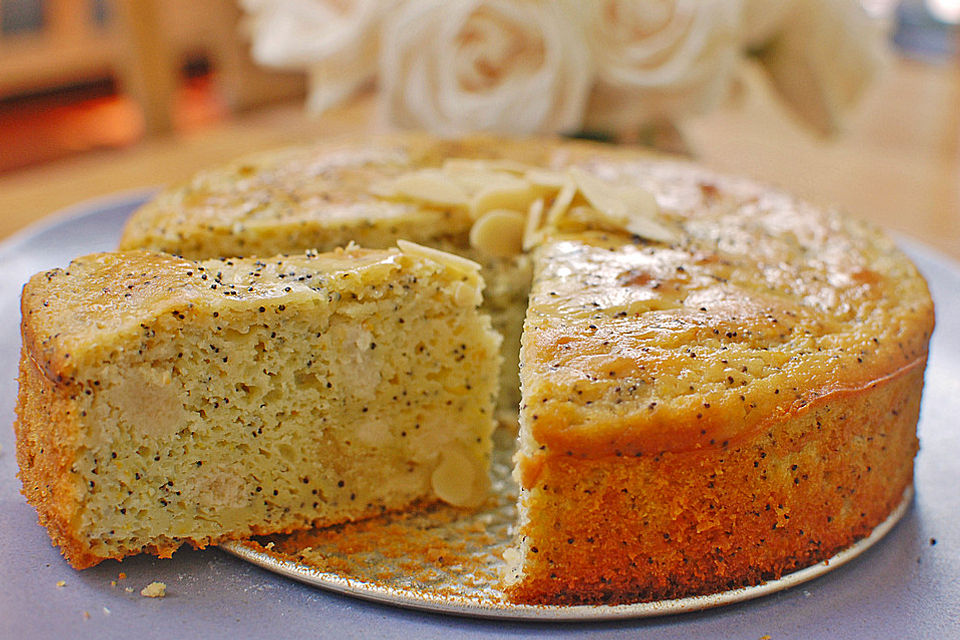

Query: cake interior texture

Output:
[15, 247, 500, 569]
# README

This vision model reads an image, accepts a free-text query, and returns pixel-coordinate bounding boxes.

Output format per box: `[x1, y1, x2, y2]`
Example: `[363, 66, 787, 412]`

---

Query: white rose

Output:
[378, 0, 593, 136]
[755, 0, 886, 135]
[241, 0, 388, 113]
[579, 0, 744, 136]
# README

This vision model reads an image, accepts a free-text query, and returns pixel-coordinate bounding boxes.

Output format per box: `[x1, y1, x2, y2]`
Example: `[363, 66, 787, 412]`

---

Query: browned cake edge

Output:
[505, 358, 924, 605]
[13, 348, 132, 569]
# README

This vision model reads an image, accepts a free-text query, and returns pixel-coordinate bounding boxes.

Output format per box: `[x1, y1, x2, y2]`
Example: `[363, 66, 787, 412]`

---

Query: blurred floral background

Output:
[242, 0, 886, 140]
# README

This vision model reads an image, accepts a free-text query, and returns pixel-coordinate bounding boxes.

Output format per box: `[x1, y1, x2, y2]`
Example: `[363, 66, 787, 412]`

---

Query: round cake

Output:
[30, 134, 933, 603]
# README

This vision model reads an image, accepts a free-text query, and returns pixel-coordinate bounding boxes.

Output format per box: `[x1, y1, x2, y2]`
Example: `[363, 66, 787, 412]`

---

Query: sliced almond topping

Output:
[544, 177, 577, 226]
[444, 168, 511, 195]
[616, 184, 661, 219]
[569, 167, 633, 223]
[396, 239, 482, 282]
[569, 167, 677, 243]
[524, 168, 567, 190]
[522, 198, 546, 251]
[623, 215, 679, 244]
[470, 176, 538, 220]
[469, 209, 526, 257]
[386, 169, 470, 207]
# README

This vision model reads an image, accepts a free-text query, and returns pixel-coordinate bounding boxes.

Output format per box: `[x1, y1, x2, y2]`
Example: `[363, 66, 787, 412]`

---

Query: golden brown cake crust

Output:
[510, 362, 923, 604]
[15, 348, 98, 568]
[518, 207, 933, 470]
[507, 360, 923, 603]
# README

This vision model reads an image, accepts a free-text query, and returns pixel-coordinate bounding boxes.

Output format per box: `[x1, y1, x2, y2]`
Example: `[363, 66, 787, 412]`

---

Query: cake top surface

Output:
[21, 245, 481, 383]
[519, 155, 934, 462]
[119, 134, 566, 255]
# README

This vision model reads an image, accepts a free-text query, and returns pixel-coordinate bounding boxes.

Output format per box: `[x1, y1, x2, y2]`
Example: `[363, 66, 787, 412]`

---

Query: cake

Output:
[23, 134, 933, 603]
[505, 177, 933, 603]
[14, 244, 501, 569]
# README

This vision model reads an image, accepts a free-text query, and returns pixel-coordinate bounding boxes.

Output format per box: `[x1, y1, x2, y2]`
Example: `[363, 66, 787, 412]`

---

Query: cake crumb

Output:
[118, 572, 127, 580]
[56, 580, 66, 587]
[124, 587, 134, 593]
[929, 538, 937, 546]
[110, 580, 117, 587]
[102, 606, 111, 616]
[82, 611, 90, 620]
[140, 582, 167, 598]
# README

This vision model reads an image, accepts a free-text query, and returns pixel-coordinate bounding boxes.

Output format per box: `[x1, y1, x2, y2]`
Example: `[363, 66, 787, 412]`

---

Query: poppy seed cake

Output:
[25, 133, 934, 604]
[15, 245, 500, 569]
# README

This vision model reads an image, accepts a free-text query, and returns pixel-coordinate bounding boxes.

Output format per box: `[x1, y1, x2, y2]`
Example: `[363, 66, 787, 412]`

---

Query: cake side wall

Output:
[14, 349, 106, 569]
[505, 361, 924, 605]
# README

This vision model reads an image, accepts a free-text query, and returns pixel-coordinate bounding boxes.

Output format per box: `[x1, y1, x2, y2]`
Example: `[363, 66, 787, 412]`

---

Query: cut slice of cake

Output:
[15, 245, 501, 569]
[505, 160, 934, 604]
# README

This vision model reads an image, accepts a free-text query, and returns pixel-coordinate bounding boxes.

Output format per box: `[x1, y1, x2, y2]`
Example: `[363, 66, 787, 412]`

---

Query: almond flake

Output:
[623, 215, 679, 244]
[523, 198, 545, 251]
[569, 167, 677, 243]
[569, 167, 632, 223]
[469, 209, 526, 257]
[545, 177, 577, 226]
[470, 176, 537, 220]
[524, 168, 567, 190]
[397, 240, 482, 282]
[386, 170, 469, 207]
[445, 168, 513, 195]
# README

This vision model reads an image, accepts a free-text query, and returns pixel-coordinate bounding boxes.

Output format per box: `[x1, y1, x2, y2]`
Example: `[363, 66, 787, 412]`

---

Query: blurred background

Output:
[0, 0, 957, 260]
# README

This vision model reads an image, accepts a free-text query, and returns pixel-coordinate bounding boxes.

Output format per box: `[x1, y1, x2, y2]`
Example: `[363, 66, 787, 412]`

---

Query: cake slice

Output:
[14, 244, 501, 569]
[505, 161, 934, 604]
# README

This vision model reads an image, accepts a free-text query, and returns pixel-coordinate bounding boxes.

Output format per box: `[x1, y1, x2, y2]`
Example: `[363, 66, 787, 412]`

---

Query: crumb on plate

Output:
[140, 581, 167, 598]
